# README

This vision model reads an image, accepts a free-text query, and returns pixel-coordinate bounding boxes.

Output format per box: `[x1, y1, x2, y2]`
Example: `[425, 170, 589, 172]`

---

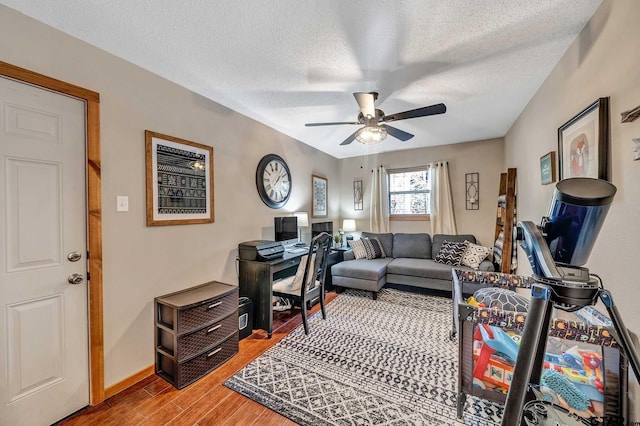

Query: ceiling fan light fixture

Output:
[355, 126, 387, 145]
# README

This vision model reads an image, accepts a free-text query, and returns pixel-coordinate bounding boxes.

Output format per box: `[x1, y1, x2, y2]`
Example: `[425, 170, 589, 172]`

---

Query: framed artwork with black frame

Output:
[558, 97, 609, 181]
[353, 180, 363, 210]
[145, 130, 214, 226]
[312, 174, 328, 218]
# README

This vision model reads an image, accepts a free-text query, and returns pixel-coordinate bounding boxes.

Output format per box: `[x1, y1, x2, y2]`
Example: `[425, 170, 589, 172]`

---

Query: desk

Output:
[238, 251, 305, 338]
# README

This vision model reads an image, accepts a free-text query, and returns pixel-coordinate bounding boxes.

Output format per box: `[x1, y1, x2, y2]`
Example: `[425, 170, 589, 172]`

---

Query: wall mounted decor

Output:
[558, 97, 609, 180]
[633, 138, 640, 161]
[255, 154, 292, 209]
[145, 130, 214, 226]
[621, 104, 640, 123]
[353, 180, 363, 210]
[465, 172, 479, 210]
[312, 174, 328, 217]
[539, 151, 557, 185]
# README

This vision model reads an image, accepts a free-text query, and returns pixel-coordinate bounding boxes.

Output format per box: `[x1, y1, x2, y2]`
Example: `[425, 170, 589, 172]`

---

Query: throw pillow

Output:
[350, 239, 368, 259]
[434, 240, 468, 265]
[362, 237, 386, 259]
[473, 287, 529, 312]
[461, 241, 492, 270]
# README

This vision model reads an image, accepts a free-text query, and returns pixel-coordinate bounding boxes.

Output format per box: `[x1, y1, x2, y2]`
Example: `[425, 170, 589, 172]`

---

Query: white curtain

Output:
[370, 165, 389, 233]
[429, 161, 457, 235]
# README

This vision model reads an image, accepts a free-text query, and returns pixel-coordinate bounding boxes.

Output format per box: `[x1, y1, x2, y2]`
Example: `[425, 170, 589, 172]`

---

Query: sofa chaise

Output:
[331, 232, 494, 298]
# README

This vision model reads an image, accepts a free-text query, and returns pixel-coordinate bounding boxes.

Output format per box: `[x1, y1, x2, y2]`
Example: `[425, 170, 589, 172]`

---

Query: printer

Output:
[238, 240, 284, 261]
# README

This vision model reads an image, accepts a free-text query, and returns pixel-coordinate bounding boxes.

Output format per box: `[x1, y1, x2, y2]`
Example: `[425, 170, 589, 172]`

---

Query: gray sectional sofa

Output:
[331, 232, 494, 298]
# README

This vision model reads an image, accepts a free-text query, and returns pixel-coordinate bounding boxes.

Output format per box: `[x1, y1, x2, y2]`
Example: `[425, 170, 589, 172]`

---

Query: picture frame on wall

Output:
[558, 97, 609, 180]
[539, 151, 557, 185]
[311, 174, 328, 218]
[145, 130, 214, 226]
[353, 180, 363, 210]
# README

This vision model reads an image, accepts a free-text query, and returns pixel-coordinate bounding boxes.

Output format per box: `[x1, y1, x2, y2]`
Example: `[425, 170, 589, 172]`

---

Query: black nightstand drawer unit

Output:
[154, 281, 239, 389]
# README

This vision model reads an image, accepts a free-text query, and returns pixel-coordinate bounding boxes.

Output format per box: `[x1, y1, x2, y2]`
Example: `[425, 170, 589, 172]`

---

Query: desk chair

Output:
[272, 232, 332, 334]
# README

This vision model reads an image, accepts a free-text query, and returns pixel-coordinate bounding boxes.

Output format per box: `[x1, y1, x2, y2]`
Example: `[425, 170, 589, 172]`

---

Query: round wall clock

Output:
[255, 154, 292, 208]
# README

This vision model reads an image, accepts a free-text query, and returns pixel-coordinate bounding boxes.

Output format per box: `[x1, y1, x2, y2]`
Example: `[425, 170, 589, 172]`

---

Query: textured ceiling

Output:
[1, 1, 601, 159]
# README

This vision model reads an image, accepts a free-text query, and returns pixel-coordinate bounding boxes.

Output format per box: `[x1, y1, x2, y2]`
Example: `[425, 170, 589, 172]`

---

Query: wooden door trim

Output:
[0, 61, 105, 404]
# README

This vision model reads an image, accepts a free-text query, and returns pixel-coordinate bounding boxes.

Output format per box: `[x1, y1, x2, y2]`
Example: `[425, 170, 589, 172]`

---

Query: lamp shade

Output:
[342, 219, 357, 232]
[355, 126, 387, 145]
[293, 212, 309, 227]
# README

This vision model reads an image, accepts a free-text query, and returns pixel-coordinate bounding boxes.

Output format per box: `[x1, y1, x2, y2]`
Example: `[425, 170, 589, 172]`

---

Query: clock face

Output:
[256, 154, 292, 208]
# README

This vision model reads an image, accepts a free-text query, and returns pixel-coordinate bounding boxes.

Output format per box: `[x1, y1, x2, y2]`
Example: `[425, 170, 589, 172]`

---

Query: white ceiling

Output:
[2, 0, 601, 159]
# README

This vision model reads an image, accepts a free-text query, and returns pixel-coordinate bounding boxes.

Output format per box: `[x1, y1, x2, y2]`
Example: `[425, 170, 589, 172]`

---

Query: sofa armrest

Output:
[477, 260, 495, 272]
[343, 251, 355, 261]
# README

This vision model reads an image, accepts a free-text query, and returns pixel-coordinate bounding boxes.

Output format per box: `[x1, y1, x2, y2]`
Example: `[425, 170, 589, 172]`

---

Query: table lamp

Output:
[293, 212, 309, 246]
[342, 219, 356, 247]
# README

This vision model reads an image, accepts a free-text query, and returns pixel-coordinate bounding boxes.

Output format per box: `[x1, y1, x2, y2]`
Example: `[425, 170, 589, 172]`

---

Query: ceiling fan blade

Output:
[305, 121, 360, 127]
[339, 129, 361, 146]
[353, 92, 378, 119]
[383, 103, 447, 122]
[382, 124, 414, 142]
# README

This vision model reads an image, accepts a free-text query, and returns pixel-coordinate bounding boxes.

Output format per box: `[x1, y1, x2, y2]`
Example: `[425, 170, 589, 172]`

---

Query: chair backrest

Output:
[301, 232, 332, 294]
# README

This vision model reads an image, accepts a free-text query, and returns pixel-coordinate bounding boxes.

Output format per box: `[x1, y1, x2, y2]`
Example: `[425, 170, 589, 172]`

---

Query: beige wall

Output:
[505, 0, 639, 329]
[505, 0, 640, 413]
[338, 138, 505, 248]
[0, 6, 340, 387]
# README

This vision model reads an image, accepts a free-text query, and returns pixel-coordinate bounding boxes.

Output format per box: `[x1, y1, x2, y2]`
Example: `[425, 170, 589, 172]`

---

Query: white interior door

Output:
[0, 77, 89, 425]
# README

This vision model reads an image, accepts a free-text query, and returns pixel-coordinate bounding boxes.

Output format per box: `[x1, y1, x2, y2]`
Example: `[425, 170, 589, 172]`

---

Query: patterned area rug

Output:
[224, 288, 503, 425]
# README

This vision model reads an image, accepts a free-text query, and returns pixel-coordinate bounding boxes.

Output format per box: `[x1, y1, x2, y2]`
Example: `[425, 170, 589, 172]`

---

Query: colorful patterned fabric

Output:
[454, 269, 533, 289]
[463, 307, 618, 348]
[453, 269, 618, 348]
[435, 240, 468, 265]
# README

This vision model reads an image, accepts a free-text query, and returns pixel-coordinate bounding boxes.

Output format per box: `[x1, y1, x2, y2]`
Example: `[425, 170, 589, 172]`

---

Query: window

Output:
[388, 167, 430, 219]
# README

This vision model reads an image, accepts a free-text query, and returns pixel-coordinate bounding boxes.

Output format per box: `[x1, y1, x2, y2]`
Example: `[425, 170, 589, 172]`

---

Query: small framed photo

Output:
[539, 151, 556, 185]
[353, 180, 363, 210]
[311, 174, 327, 218]
[558, 98, 609, 180]
[145, 130, 214, 226]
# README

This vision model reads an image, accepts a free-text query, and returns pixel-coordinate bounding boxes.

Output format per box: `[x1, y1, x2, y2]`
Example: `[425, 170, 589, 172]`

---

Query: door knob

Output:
[67, 251, 82, 262]
[68, 274, 84, 285]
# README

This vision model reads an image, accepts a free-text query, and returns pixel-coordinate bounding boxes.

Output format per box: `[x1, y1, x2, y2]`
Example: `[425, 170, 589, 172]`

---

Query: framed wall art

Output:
[465, 172, 479, 210]
[558, 97, 609, 180]
[311, 174, 328, 218]
[353, 179, 363, 210]
[145, 130, 214, 226]
[539, 151, 557, 185]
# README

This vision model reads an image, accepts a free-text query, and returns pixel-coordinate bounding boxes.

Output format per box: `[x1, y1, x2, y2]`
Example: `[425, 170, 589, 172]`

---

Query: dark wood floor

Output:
[58, 293, 337, 426]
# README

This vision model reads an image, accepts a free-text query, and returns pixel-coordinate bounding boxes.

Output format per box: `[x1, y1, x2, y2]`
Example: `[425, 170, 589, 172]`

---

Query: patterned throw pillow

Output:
[362, 238, 386, 259]
[473, 287, 529, 312]
[434, 240, 468, 265]
[461, 241, 492, 270]
[350, 239, 368, 259]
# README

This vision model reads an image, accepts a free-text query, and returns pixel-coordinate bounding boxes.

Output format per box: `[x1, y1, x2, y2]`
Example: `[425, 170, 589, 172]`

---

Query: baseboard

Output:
[104, 365, 155, 399]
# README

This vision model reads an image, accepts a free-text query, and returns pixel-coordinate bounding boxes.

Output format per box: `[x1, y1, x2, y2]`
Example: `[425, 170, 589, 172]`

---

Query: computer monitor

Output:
[274, 216, 298, 247]
[311, 221, 333, 238]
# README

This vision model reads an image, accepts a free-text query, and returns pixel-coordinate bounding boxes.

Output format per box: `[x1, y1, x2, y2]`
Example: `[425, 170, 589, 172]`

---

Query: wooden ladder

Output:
[494, 168, 517, 273]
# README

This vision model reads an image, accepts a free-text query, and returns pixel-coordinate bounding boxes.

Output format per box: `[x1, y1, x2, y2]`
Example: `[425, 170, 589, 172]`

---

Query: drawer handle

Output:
[207, 347, 222, 358]
[207, 301, 222, 310]
[207, 324, 222, 333]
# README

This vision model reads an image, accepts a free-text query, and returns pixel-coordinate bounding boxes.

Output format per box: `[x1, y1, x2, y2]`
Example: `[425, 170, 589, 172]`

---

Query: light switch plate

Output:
[116, 196, 129, 212]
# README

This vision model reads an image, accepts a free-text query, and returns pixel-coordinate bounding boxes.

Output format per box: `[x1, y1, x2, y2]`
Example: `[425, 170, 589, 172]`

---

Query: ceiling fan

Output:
[305, 92, 446, 146]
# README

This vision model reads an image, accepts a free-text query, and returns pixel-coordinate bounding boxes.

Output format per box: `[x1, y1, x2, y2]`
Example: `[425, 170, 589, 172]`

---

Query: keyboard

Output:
[287, 247, 308, 254]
